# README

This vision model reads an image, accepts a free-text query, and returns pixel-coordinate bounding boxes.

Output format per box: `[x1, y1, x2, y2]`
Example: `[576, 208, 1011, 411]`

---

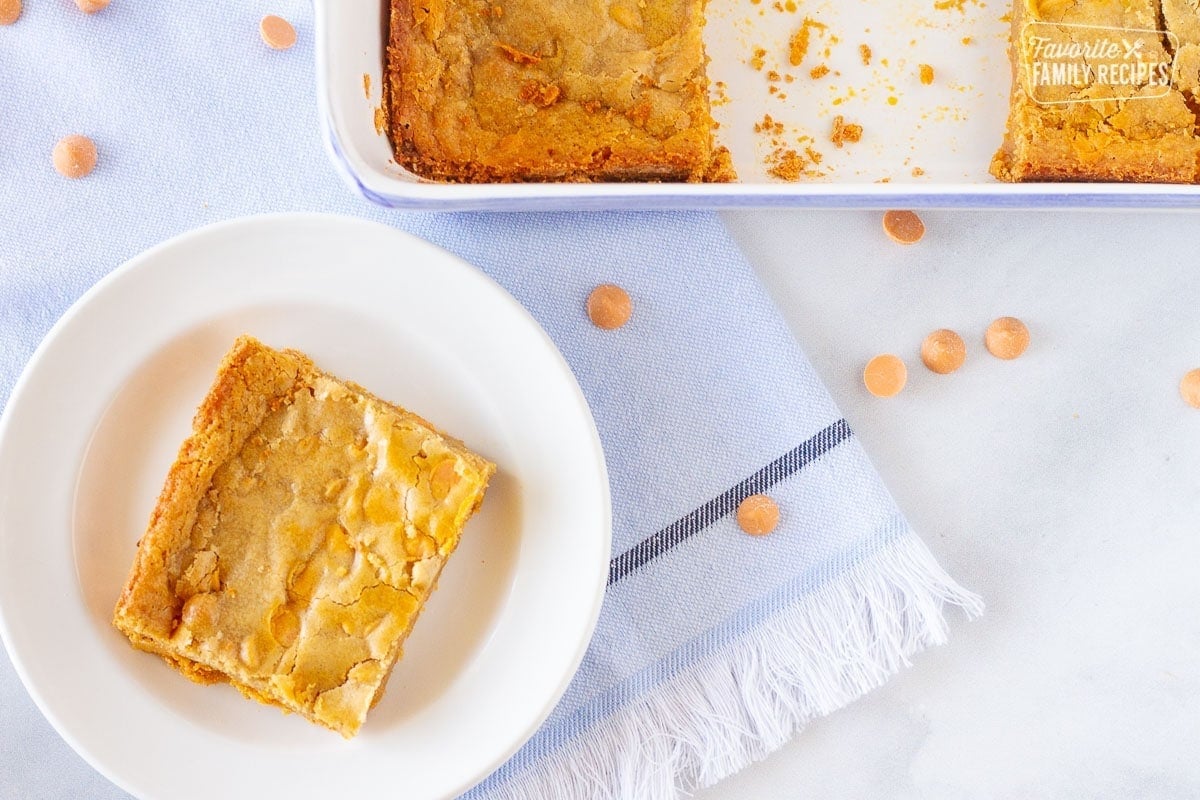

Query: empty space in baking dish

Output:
[704, 0, 1011, 183]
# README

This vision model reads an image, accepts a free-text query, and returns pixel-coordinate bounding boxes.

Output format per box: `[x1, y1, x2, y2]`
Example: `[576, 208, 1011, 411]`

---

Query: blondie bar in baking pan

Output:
[992, 0, 1200, 183]
[384, 0, 732, 182]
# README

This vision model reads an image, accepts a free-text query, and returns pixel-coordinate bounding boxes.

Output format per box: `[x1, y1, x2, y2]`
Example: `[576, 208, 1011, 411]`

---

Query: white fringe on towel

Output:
[491, 535, 983, 800]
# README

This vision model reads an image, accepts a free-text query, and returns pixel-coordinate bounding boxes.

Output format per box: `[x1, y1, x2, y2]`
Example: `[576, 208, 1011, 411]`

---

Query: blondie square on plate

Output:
[384, 0, 733, 182]
[112, 336, 495, 738]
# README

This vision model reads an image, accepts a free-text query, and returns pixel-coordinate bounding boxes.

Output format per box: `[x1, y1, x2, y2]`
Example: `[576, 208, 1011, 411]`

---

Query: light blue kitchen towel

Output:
[0, 2, 981, 799]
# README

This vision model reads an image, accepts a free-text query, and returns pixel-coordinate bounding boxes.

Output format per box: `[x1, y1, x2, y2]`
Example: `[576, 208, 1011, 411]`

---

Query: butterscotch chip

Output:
[1180, 369, 1200, 409]
[259, 14, 296, 50]
[75, 0, 110, 13]
[985, 317, 1030, 360]
[919, 64, 934, 85]
[882, 210, 925, 244]
[921, 329, 966, 374]
[736, 494, 779, 536]
[863, 354, 907, 397]
[0, 0, 20, 25]
[52, 135, 98, 179]
[586, 284, 632, 330]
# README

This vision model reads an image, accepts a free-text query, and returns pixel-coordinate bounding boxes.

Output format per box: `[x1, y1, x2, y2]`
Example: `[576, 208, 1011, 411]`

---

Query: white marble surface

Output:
[3, 210, 1198, 798]
[700, 209, 1200, 800]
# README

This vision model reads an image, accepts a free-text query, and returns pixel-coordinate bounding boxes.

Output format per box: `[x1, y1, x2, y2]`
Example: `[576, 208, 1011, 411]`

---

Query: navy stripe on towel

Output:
[607, 418, 853, 585]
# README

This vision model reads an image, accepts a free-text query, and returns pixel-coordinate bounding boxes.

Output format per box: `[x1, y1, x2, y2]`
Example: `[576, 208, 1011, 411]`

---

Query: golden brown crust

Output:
[114, 338, 305, 641]
[992, 0, 1200, 183]
[384, 0, 732, 182]
[113, 336, 494, 738]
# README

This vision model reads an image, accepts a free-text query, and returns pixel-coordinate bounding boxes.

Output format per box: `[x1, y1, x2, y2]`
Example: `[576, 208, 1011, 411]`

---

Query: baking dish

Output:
[314, 0, 1200, 210]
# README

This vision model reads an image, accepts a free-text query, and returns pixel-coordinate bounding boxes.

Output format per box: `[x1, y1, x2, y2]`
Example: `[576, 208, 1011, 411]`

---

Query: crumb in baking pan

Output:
[751, 46, 768, 71]
[830, 115, 863, 147]
[767, 149, 806, 180]
[787, 17, 826, 66]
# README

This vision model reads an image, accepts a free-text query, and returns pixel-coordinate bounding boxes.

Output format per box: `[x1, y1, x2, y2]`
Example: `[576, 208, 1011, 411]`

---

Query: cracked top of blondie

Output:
[384, 0, 733, 182]
[992, 0, 1200, 183]
[112, 336, 494, 738]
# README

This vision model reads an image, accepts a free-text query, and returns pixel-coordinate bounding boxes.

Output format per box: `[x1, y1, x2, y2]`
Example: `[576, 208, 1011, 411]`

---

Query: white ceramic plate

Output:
[315, 0, 1200, 209]
[0, 214, 611, 800]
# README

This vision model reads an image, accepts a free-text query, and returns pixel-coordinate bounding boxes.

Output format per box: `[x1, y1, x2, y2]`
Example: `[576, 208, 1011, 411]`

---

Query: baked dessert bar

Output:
[113, 336, 495, 738]
[384, 0, 733, 182]
[992, 0, 1200, 182]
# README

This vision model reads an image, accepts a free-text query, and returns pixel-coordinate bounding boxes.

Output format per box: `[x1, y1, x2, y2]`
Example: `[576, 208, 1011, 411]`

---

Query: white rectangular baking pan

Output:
[314, 0, 1200, 210]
